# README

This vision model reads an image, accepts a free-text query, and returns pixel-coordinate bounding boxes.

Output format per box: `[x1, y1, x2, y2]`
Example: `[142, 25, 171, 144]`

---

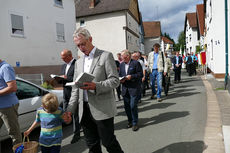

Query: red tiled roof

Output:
[196, 4, 205, 36]
[143, 21, 161, 38]
[162, 36, 174, 44]
[186, 12, 197, 28]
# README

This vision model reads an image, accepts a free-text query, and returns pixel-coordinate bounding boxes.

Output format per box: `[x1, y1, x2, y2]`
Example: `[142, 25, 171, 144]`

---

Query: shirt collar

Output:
[66, 58, 74, 65]
[125, 59, 131, 65]
[84, 46, 96, 58]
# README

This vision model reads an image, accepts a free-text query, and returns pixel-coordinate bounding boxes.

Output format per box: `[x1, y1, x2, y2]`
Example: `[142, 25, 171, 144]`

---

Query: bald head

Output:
[61, 49, 73, 63]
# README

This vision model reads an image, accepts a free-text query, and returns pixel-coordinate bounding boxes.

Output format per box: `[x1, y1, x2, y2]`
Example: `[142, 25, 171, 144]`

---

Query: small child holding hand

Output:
[24, 93, 71, 153]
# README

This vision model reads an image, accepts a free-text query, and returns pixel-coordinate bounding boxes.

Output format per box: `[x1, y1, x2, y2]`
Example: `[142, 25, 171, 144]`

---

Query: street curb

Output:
[201, 76, 225, 153]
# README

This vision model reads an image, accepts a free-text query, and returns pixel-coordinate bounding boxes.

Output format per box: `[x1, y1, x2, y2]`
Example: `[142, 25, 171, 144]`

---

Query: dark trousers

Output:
[192, 62, 197, 75]
[174, 68, 181, 81]
[123, 91, 139, 125]
[81, 103, 124, 153]
[62, 100, 80, 137]
[141, 81, 146, 97]
[41, 145, 61, 153]
[187, 64, 193, 76]
[116, 85, 121, 100]
[162, 75, 170, 95]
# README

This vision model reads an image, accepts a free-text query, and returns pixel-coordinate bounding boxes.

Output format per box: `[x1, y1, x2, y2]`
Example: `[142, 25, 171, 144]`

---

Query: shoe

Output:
[132, 125, 139, 131]
[150, 95, 155, 99]
[70, 134, 81, 144]
[127, 123, 132, 128]
[157, 98, 162, 102]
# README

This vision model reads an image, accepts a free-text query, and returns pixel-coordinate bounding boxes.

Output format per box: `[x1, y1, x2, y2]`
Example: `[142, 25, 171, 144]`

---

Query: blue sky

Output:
[138, 0, 203, 43]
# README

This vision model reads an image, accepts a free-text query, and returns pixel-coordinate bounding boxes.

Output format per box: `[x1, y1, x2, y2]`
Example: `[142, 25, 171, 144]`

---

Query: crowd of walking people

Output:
[0, 27, 199, 153]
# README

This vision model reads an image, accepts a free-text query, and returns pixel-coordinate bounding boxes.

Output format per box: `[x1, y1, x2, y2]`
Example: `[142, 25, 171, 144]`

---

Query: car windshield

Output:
[16, 80, 41, 100]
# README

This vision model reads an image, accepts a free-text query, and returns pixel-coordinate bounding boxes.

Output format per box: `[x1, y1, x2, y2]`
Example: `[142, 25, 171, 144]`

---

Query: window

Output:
[80, 20, 85, 27]
[56, 23, 65, 41]
[54, 0, 63, 7]
[129, 22, 131, 27]
[209, 0, 212, 22]
[189, 34, 191, 42]
[10, 14, 24, 36]
[211, 39, 213, 60]
[128, 35, 132, 43]
[16, 80, 41, 100]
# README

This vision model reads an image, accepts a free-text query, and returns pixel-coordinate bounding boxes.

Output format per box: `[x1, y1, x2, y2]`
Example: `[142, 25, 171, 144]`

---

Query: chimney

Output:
[89, 0, 99, 8]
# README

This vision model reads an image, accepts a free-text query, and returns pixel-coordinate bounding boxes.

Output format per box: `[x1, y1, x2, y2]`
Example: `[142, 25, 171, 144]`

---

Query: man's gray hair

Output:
[73, 27, 91, 39]
[121, 49, 131, 56]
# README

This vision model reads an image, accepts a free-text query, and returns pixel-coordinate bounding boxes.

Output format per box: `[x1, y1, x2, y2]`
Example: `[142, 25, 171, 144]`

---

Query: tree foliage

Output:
[174, 31, 185, 52]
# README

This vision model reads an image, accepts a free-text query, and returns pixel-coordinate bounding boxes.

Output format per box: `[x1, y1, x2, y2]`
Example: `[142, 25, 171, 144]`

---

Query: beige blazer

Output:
[147, 51, 168, 73]
[68, 49, 119, 121]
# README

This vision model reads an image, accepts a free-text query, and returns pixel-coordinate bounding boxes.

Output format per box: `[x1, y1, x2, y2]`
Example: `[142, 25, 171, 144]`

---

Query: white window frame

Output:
[9, 12, 25, 38]
[56, 23, 65, 42]
[54, 0, 63, 8]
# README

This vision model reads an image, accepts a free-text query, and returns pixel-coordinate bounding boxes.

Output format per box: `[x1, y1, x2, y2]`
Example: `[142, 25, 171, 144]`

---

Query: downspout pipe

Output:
[225, 0, 229, 89]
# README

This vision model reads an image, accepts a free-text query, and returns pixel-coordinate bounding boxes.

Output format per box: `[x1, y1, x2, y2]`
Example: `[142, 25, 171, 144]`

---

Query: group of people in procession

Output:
[0, 27, 199, 153]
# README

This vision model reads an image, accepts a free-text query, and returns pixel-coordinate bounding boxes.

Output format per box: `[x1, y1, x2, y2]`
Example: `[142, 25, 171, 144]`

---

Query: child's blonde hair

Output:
[42, 93, 59, 113]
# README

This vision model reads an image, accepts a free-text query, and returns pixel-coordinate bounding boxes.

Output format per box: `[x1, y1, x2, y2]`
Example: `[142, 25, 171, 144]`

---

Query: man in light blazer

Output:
[148, 43, 168, 102]
[66, 27, 123, 153]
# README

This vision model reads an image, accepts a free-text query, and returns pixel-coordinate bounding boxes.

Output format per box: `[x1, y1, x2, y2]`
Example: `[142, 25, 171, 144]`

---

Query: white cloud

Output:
[138, 0, 203, 42]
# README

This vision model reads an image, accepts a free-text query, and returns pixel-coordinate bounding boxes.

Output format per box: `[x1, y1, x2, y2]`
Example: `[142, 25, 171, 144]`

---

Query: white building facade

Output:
[77, 12, 127, 56]
[204, 0, 227, 77]
[0, 0, 76, 67]
[75, 0, 141, 58]
[185, 19, 199, 54]
[76, 11, 140, 57]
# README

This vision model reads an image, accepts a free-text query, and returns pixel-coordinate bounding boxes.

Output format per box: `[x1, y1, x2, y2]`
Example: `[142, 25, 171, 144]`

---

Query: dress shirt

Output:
[176, 56, 179, 65]
[83, 47, 96, 102]
[125, 60, 130, 75]
[153, 52, 159, 69]
[65, 59, 74, 75]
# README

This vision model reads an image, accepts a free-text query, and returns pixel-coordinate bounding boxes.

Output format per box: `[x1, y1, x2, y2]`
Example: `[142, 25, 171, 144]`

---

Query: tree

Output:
[174, 31, 185, 52]
[178, 31, 185, 51]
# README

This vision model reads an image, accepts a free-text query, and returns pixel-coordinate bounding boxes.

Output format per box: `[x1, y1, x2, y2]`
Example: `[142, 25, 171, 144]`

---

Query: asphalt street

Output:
[2, 71, 209, 153]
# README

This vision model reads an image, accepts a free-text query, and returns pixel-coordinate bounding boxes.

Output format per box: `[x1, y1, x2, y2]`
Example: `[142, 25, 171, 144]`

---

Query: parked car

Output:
[0, 77, 63, 141]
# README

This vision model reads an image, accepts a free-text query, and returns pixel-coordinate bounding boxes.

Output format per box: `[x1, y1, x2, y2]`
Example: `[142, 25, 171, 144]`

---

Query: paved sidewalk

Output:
[201, 76, 225, 153]
[202, 74, 230, 153]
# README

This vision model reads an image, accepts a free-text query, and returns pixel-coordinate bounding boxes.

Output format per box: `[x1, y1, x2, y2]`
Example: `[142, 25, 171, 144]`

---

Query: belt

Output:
[152, 68, 158, 70]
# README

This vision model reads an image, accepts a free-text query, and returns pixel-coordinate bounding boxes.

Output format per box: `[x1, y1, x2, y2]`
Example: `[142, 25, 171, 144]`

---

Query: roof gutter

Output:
[225, 0, 229, 89]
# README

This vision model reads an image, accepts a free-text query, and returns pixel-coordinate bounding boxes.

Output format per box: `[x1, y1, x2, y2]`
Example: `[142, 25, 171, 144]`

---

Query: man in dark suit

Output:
[60, 49, 80, 144]
[172, 51, 183, 83]
[65, 28, 124, 153]
[119, 50, 143, 131]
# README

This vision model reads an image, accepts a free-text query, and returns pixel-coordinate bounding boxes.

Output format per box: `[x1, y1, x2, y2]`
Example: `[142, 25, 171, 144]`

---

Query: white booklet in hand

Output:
[65, 72, 95, 87]
[50, 74, 64, 79]
[50, 74, 65, 82]
[119, 76, 126, 81]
